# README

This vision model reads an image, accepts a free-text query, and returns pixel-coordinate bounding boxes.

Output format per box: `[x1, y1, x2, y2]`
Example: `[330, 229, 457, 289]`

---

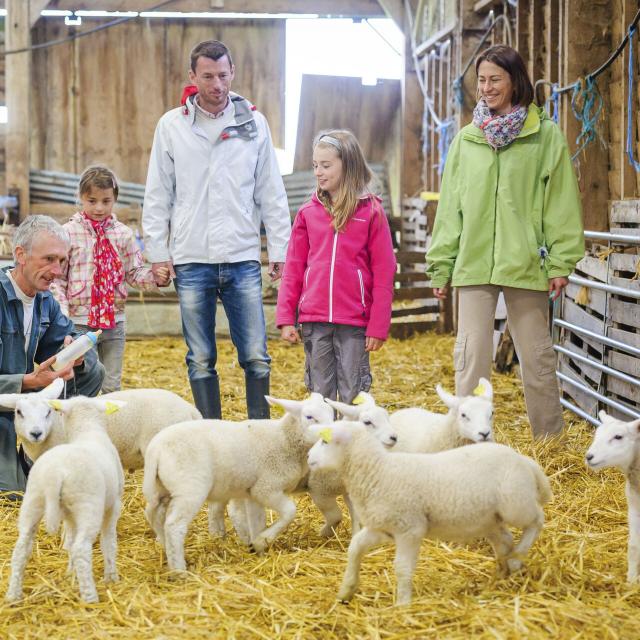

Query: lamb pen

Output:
[0, 333, 638, 639]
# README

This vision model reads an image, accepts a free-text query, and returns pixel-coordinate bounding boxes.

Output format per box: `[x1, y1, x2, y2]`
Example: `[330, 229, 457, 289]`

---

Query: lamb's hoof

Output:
[81, 592, 99, 604]
[249, 537, 268, 554]
[5, 590, 21, 603]
[104, 572, 119, 584]
[320, 523, 339, 538]
[507, 558, 523, 573]
[337, 589, 354, 603]
[626, 573, 639, 584]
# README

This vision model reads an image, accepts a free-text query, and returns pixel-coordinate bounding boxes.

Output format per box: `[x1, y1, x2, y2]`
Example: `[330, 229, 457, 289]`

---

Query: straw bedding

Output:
[0, 333, 637, 639]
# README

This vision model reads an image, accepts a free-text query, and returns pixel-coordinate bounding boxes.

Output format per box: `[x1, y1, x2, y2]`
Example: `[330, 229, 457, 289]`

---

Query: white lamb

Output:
[142, 393, 335, 571]
[5, 396, 125, 604]
[0, 378, 202, 470]
[308, 422, 551, 605]
[389, 378, 494, 453]
[585, 411, 640, 582]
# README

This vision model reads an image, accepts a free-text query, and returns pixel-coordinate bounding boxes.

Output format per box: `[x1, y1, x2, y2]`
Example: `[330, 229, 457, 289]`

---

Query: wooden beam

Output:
[376, 0, 404, 30]
[29, 0, 52, 28]
[11, 0, 386, 16]
[6, 0, 31, 219]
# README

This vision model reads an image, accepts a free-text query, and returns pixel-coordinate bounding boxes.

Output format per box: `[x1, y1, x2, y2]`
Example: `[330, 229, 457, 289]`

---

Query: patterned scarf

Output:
[472, 99, 528, 149]
[85, 213, 123, 329]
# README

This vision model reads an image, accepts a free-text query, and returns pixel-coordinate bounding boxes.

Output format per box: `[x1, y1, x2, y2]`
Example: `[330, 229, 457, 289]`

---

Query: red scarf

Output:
[85, 214, 123, 329]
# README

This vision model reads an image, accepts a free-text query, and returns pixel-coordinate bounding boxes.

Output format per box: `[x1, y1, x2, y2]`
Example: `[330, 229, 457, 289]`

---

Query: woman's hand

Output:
[433, 285, 449, 300]
[548, 277, 569, 301]
[280, 325, 301, 344]
[365, 337, 384, 352]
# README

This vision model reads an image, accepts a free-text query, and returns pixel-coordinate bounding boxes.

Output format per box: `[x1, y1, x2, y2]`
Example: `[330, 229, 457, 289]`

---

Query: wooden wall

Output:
[29, 17, 286, 185]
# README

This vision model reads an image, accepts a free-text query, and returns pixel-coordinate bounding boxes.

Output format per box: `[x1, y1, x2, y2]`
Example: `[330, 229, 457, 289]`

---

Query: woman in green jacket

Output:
[426, 45, 584, 438]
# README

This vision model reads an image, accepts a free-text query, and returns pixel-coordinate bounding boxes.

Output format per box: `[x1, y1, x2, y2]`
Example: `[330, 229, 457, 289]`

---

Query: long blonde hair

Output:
[313, 129, 374, 232]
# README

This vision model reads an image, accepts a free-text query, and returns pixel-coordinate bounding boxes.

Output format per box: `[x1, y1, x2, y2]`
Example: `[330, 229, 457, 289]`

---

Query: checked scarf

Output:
[85, 213, 123, 330]
[472, 99, 528, 149]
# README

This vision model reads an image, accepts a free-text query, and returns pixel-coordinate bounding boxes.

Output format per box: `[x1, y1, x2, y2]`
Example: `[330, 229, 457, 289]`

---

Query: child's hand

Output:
[152, 261, 174, 287]
[280, 325, 301, 344]
[365, 337, 384, 352]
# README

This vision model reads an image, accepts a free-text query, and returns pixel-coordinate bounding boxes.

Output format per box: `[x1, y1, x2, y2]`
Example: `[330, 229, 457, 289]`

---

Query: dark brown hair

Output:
[78, 165, 119, 200]
[475, 45, 534, 107]
[190, 40, 233, 72]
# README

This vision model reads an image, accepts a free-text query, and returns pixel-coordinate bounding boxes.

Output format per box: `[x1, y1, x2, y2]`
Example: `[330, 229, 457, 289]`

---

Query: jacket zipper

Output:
[490, 148, 500, 279]
[299, 266, 311, 311]
[329, 232, 338, 322]
[357, 269, 366, 315]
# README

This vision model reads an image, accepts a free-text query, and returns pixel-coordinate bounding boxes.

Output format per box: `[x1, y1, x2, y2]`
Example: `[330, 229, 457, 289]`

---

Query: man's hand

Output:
[433, 285, 448, 300]
[280, 325, 301, 344]
[152, 261, 175, 287]
[365, 337, 385, 352]
[21, 354, 75, 392]
[548, 276, 569, 301]
[268, 262, 285, 282]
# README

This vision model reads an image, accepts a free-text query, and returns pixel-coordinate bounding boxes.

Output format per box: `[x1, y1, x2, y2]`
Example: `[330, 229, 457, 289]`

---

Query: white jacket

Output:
[142, 92, 291, 265]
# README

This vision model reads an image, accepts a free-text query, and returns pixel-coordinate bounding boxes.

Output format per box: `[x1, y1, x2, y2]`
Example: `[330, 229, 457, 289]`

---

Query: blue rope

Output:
[452, 78, 464, 108]
[626, 26, 640, 171]
[437, 119, 456, 175]
[544, 83, 560, 123]
[570, 76, 603, 161]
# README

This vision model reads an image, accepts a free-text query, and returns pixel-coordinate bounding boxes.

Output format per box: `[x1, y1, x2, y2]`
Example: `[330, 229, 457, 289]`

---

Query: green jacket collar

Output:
[462, 103, 542, 144]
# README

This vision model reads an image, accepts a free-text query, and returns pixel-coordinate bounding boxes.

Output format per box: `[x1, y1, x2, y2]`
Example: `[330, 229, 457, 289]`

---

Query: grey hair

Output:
[12, 215, 70, 260]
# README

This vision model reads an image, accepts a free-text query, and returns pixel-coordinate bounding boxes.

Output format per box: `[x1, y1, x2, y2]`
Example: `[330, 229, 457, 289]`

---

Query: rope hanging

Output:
[544, 83, 560, 124]
[626, 26, 640, 172]
[570, 76, 604, 161]
[436, 119, 456, 175]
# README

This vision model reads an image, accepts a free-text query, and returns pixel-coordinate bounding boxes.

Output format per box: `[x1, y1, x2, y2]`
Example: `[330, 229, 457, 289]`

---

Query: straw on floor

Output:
[0, 333, 637, 639]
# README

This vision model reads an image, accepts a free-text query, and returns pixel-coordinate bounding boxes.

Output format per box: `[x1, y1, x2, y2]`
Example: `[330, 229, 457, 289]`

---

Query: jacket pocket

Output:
[534, 341, 556, 376]
[453, 335, 467, 372]
[357, 269, 366, 313]
[298, 267, 312, 312]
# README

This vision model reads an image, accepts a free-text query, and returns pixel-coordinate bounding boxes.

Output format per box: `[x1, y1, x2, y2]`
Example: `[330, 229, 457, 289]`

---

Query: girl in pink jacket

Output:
[277, 129, 396, 403]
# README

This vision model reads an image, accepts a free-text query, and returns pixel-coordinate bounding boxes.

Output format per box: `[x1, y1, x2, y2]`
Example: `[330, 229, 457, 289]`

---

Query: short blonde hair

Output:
[313, 129, 376, 232]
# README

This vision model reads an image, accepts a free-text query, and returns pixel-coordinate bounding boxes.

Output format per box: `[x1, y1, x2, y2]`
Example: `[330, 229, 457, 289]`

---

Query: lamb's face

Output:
[358, 406, 398, 448]
[14, 398, 56, 444]
[586, 413, 640, 471]
[307, 425, 350, 471]
[455, 396, 494, 443]
[300, 394, 335, 429]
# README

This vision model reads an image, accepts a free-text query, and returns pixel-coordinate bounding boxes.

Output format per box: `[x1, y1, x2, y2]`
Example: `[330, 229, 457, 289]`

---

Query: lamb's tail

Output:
[528, 458, 552, 505]
[43, 469, 65, 535]
[142, 440, 164, 510]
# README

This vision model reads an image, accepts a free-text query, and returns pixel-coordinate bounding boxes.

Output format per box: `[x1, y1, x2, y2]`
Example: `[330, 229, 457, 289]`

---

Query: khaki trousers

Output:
[454, 285, 564, 438]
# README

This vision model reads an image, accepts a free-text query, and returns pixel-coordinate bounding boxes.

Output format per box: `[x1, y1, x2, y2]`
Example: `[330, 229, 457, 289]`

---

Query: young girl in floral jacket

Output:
[51, 165, 157, 392]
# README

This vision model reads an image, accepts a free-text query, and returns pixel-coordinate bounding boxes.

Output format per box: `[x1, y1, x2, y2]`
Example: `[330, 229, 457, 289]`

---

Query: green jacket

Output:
[426, 104, 585, 290]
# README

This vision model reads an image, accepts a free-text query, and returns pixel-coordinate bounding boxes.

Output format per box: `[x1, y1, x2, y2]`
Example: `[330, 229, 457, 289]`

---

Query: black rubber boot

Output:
[245, 375, 270, 419]
[190, 376, 222, 419]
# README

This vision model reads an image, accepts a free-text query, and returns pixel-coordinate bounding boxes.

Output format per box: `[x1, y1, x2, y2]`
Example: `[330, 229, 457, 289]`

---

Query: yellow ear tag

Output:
[48, 399, 63, 411]
[105, 401, 120, 415]
[318, 428, 333, 443]
[352, 393, 366, 406]
[473, 384, 486, 397]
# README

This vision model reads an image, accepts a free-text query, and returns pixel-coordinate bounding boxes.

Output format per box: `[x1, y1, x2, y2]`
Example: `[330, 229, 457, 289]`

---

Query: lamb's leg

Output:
[5, 522, 39, 602]
[227, 498, 266, 545]
[72, 537, 99, 603]
[100, 506, 120, 583]
[508, 509, 544, 572]
[626, 481, 640, 582]
[63, 521, 76, 575]
[310, 490, 343, 537]
[145, 496, 168, 547]
[207, 501, 227, 538]
[338, 527, 388, 603]
[487, 527, 514, 577]
[164, 495, 205, 572]
[344, 494, 360, 536]
[248, 492, 296, 554]
[393, 532, 422, 606]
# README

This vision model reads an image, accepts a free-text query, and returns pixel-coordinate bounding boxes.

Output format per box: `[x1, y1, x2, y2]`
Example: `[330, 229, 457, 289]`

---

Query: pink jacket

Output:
[276, 194, 396, 340]
[51, 212, 157, 324]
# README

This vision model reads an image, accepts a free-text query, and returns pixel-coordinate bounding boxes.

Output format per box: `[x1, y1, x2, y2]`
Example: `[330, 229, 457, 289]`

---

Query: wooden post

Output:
[6, 0, 32, 219]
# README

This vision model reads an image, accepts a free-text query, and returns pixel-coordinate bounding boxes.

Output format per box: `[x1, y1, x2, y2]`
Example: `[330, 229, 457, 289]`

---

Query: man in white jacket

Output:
[142, 40, 291, 420]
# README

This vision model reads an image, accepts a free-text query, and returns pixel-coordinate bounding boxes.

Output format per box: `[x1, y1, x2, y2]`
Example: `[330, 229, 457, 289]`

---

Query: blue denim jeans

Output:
[174, 261, 270, 381]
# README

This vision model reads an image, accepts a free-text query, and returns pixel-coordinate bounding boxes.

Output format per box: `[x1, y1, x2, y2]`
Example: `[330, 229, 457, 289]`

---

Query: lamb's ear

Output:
[629, 418, 640, 437]
[598, 410, 612, 424]
[324, 398, 361, 419]
[47, 399, 67, 413]
[436, 384, 459, 409]
[475, 377, 493, 401]
[0, 393, 22, 410]
[37, 378, 65, 400]
[92, 399, 127, 414]
[352, 392, 377, 408]
[265, 395, 302, 416]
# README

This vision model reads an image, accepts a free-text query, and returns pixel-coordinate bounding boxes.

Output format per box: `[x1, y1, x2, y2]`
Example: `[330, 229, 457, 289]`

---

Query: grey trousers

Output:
[76, 321, 126, 394]
[455, 285, 564, 438]
[301, 322, 371, 404]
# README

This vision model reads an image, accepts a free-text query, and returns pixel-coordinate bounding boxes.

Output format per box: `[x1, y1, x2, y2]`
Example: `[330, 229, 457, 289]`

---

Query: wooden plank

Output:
[610, 199, 640, 223]
[389, 320, 438, 339]
[609, 326, 640, 350]
[608, 350, 640, 378]
[395, 271, 429, 283]
[565, 281, 606, 316]
[393, 286, 435, 301]
[559, 359, 599, 418]
[563, 297, 606, 336]
[575, 255, 609, 282]
[558, 339, 604, 387]
[607, 375, 639, 407]
[16, 0, 387, 15]
[29, 0, 50, 28]
[395, 250, 427, 263]
[6, 0, 31, 219]
[609, 296, 640, 329]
